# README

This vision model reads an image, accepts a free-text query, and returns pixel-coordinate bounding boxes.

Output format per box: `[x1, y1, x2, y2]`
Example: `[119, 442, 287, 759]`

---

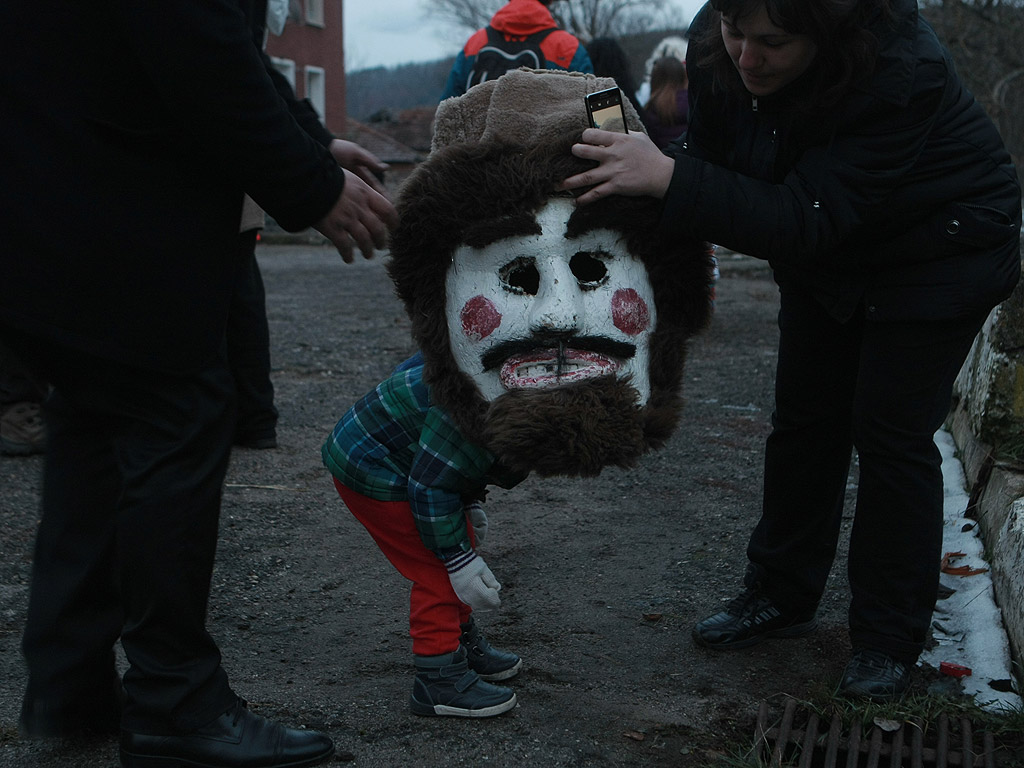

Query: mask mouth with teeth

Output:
[497, 345, 624, 390]
[387, 69, 715, 477]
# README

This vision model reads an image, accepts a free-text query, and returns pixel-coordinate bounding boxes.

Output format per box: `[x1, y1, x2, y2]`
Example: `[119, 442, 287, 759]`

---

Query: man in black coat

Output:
[228, 0, 392, 450]
[0, 1, 396, 766]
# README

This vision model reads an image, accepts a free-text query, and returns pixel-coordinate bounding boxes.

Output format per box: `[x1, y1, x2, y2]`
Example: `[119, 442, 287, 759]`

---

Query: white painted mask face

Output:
[445, 197, 657, 404]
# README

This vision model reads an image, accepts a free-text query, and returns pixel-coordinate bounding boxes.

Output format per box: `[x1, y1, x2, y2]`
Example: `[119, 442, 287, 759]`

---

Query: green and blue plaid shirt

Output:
[322, 354, 522, 556]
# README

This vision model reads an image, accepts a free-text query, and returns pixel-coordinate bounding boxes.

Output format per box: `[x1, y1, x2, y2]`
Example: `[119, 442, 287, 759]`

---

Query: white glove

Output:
[465, 500, 488, 546]
[444, 551, 501, 612]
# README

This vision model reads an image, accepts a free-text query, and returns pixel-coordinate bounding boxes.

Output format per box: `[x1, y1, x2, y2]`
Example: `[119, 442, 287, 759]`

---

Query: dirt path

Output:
[1, 245, 875, 767]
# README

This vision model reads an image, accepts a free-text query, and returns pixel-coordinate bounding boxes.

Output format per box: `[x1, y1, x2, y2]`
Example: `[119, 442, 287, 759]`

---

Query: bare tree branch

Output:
[422, 0, 677, 42]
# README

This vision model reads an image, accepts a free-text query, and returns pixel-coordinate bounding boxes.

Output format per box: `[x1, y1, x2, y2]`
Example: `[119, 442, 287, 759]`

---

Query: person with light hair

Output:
[636, 34, 689, 106]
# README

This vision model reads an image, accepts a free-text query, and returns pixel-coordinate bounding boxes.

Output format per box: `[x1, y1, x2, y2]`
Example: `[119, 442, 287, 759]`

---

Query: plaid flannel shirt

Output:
[322, 354, 521, 556]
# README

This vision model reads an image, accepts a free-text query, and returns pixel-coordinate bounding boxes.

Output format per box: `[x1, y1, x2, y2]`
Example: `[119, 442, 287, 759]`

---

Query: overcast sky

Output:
[344, 0, 709, 71]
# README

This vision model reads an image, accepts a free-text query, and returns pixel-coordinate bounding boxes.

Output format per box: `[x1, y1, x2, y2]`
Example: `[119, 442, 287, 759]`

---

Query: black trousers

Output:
[5, 328, 238, 734]
[748, 285, 988, 664]
[0, 337, 48, 406]
[227, 230, 278, 442]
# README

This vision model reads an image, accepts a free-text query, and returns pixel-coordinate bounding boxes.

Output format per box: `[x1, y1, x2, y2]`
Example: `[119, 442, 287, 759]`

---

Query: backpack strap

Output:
[466, 25, 561, 92]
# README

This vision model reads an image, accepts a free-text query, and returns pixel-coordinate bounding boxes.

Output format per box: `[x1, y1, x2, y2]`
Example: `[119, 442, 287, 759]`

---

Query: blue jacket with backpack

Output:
[441, 0, 593, 100]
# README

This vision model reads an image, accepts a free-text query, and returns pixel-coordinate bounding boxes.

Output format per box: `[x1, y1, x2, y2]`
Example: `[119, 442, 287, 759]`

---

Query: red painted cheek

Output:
[611, 288, 650, 335]
[460, 295, 502, 340]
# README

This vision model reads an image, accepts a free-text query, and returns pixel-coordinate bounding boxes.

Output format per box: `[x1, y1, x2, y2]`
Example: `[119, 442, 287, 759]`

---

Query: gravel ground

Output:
[0, 244, 982, 768]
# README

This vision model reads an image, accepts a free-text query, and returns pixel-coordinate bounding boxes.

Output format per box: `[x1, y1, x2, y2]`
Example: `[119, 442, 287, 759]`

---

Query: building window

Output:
[270, 57, 296, 90]
[305, 0, 324, 27]
[305, 67, 326, 123]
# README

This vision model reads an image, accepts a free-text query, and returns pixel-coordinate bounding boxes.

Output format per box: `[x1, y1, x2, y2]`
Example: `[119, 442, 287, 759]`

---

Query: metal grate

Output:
[753, 698, 1012, 768]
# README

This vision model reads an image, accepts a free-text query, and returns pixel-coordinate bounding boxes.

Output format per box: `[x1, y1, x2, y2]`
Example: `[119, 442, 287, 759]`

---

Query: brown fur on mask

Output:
[387, 74, 714, 475]
[483, 375, 678, 477]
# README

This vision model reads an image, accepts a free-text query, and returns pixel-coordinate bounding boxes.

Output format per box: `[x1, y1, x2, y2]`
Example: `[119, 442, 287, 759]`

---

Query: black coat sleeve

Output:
[261, 50, 336, 148]
[112, 0, 344, 231]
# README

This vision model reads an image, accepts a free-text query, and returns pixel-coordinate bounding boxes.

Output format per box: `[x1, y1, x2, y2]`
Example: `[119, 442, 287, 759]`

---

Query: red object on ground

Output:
[939, 662, 972, 678]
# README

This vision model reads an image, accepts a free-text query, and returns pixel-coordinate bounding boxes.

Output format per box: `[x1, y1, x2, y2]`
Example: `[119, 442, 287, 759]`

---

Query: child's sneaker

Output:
[410, 647, 517, 718]
[460, 617, 523, 681]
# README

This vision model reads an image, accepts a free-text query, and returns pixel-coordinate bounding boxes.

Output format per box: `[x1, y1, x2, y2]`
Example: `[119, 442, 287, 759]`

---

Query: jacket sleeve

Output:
[441, 50, 472, 100]
[662, 62, 948, 268]
[407, 407, 495, 557]
[112, 0, 343, 231]
[568, 43, 594, 74]
[262, 50, 336, 147]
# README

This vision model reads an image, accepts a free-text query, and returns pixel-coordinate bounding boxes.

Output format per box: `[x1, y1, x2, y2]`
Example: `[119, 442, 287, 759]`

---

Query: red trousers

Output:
[333, 479, 472, 656]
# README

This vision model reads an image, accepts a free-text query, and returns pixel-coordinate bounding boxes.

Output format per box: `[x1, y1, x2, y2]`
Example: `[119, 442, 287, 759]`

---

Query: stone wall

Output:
[948, 239, 1024, 687]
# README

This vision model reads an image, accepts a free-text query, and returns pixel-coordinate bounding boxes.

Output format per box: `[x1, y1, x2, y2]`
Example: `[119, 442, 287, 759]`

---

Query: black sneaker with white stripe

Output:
[838, 649, 910, 701]
[693, 588, 818, 650]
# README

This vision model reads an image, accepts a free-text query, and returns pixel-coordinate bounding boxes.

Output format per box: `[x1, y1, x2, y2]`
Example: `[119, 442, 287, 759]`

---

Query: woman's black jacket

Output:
[663, 0, 1021, 322]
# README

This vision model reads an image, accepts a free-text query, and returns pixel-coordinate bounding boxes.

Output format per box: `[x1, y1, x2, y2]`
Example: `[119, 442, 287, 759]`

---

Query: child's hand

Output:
[465, 500, 488, 546]
[445, 551, 501, 612]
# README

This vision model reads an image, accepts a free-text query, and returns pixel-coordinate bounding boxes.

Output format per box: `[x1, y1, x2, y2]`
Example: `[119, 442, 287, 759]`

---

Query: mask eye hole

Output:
[500, 257, 539, 295]
[571, 251, 609, 288]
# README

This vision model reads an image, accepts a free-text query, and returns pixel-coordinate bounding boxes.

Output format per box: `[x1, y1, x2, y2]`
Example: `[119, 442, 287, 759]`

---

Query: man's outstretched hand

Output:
[328, 139, 390, 196]
[315, 169, 398, 263]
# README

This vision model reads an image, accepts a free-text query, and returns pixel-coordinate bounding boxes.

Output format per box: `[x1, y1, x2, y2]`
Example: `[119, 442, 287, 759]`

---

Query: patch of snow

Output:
[920, 429, 1022, 712]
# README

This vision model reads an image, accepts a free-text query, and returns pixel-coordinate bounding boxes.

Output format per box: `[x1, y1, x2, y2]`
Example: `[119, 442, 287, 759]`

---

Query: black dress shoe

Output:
[119, 698, 334, 768]
[693, 588, 817, 650]
[839, 649, 911, 701]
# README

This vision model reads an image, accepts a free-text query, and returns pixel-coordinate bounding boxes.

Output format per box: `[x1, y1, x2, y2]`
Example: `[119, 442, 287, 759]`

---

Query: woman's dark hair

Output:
[647, 56, 688, 124]
[693, 0, 892, 109]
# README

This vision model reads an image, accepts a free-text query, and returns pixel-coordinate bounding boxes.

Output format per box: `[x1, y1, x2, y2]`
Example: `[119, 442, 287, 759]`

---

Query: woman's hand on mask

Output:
[559, 129, 676, 206]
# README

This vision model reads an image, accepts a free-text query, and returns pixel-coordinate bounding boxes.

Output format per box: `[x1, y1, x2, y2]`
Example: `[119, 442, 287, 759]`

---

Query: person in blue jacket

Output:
[560, 0, 1021, 701]
[441, 0, 593, 100]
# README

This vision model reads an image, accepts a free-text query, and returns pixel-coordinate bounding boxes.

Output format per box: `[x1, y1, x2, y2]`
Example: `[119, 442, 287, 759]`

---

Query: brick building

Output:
[264, 0, 346, 134]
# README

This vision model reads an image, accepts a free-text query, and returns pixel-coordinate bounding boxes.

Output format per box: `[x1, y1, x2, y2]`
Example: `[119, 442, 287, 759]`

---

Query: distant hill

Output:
[344, 28, 691, 121]
[346, 59, 456, 121]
